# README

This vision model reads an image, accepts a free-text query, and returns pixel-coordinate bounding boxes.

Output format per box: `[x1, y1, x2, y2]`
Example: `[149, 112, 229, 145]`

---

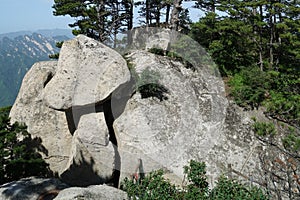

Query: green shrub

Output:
[121, 160, 268, 200]
[282, 127, 300, 152]
[264, 92, 300, 126]
[252, 120, 277, 137]
[211, 176, 268, 200]
[183, 160, 209, 200]
[0, 106, 51, 184]
[148, 48, 165, 56]
[229, 67, 269, 109]
[135, 68, 169, 101]
[121, 169, 181, 200]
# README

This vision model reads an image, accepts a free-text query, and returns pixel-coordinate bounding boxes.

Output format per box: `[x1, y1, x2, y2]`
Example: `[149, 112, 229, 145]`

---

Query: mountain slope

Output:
[0, 32, 70, 107]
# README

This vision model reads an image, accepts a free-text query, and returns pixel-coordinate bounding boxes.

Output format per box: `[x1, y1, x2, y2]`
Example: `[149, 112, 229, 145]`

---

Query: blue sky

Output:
[0, 0, 201, 34]
[0, 0, 72, 34]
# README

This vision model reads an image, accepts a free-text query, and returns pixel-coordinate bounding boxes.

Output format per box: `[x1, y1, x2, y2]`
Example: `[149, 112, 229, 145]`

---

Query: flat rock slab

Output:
[0, 177, 68, 200]
[54, 185, 128, 200]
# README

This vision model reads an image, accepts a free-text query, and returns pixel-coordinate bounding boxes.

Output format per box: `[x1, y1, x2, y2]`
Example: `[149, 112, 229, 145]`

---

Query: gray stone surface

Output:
[0, 177, 68, 200]
[54, 185, 128, 200]
[9, 61, 72, 175]
[0, 178, 127, 200]
[43, 34, 130, 110]
[113, 50, 261, 186]
[145, 29, 171, 51]
[61, 113, 115, 186]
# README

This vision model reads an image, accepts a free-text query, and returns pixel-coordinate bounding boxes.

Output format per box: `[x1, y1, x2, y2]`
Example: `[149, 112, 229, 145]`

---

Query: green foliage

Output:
[49, 53, 60, 59]
[190, 13, 256, 76]
[252, 119, 277, 137]
[0, 106, 51, 184]
[263, 72, 300, 126]
[121, 160, 268, 200]
[49, 41, 64, 59]
[229, 68, 269, 109]
[210, 176, 268, 200]
[183, 160, 209, 199]
[53, 0, 133, 42]
[121, 169, 181, 200]
[148, 47, 165, 56]
[282, 127, 300, 152]
[135, 68, 169, 101]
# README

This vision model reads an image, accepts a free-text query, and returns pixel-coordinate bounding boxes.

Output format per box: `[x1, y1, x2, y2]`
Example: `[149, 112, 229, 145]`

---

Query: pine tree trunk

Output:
[170, 0, 183, 30]
[166, 4, 171, 24]
[146, 0, 150, 26]
[211, 0, 216, 13]
[96, 0, 105, 42]
[269, 12, 274, 69]
[259, 5, 264, 71]
[156, 7, 160, 27]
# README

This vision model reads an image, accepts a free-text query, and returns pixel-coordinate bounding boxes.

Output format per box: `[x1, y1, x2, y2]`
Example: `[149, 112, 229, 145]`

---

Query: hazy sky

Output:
[0, 0, 72, 34]
[0, 0, 201, 34]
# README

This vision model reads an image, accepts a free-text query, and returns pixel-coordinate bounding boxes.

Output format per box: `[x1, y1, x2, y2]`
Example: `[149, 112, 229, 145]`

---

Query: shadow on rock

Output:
[60, 150, 111, 187]
[0, 177, 68, 200]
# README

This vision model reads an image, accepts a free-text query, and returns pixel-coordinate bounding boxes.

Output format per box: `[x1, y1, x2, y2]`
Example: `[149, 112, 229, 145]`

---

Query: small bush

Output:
[148, 48, 165, 56]
[229, 67, 269, 109]
[264, 92, 300, 126]
[121, 160, 268, 200]
[135, 68, 169, 101]
[121, 169, 181, 200]
[211, 176, 268, 200]
[252, 120, 277, 137]
[282, 127, 300, 152]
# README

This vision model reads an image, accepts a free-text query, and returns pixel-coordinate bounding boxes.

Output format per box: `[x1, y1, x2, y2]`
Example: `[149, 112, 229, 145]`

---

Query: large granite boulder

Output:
[43, 34, 131, 110]
[9, 61, 72, 174]
[113, 50, 262, 185]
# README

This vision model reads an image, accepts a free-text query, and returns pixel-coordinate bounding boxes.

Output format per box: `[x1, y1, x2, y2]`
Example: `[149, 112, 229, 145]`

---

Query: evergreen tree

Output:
[0, 107, 51, 184]
[53, 0, 131, 42]
[170, 0, 183, 30]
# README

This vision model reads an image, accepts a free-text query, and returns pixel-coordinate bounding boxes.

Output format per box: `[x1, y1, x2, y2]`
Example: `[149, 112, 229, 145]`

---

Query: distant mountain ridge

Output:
[0, 29, 73, 40]
[0, 30, 72, 107]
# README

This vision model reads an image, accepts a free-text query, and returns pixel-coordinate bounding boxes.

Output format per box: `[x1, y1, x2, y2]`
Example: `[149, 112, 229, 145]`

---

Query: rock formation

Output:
[10, 35, 130, 186]
[9, 33, 260, 186]
[9, 61, 72, 174]
[54, 184, 128, 200]
[113, 50, 262, 185]
[0, 177, 127, 200]
[43, 34, 130, 110]
[9, 32, 297, 199]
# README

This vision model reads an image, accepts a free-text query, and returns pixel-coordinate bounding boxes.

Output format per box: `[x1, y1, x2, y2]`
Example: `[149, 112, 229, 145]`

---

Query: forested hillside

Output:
[0, 32, 69, 106]
[190, 1, 299, 128]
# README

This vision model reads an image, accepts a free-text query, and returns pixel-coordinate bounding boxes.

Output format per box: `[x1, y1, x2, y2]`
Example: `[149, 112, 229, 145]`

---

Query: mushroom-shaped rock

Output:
[43, 35, 130, 110]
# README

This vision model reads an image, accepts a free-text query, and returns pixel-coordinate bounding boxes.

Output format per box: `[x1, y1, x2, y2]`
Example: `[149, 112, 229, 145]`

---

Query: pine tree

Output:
[53, 0, 130, 42]
[0, 107, 51, 184]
